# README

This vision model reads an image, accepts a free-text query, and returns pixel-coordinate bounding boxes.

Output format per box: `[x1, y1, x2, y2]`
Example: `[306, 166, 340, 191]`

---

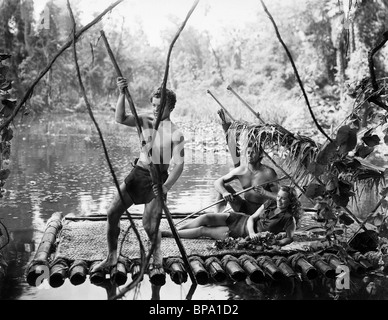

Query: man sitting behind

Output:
[214, 143, 279, 215]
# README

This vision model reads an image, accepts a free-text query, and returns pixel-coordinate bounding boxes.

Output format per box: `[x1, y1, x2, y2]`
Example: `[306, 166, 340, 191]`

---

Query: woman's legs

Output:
[177, 212, 229, 230]
[176, 226, 230, 240]
[162, 213, 230, 240]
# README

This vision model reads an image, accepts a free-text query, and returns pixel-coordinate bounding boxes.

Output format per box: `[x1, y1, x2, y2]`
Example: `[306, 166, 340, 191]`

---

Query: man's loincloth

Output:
[124, 165, 168, 205]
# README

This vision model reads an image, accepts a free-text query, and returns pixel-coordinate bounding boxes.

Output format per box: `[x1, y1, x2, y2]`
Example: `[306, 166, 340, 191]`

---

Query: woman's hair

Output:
[280, 185, 302, 225]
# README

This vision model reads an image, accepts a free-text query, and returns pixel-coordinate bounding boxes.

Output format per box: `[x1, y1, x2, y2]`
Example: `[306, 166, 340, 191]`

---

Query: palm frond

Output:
[225, 120, 386, 197]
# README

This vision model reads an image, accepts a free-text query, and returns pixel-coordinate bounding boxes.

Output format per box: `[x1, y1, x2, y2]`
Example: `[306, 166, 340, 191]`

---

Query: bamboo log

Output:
[323, 253, 344, 270]
[204, 257, 227, 283]
[149, 264, 166, 286]
[189, 256, 209, 285]
[89, 261, 106, 285]
[256, 256, 283, 281]
[69, 260, 88, 286]
[288, 253, 318, 280]
[222, 255, 246, 282]
[111, 258, 129, 286]
[49, 258, 69, 288]
[165, 257, 188, 285]
[346, 256, 366, 275]
[272, 256, 296, 278]
[239, 254, 265, 283]
[25, 212, 62, 286]
[308, 255, 335, 279]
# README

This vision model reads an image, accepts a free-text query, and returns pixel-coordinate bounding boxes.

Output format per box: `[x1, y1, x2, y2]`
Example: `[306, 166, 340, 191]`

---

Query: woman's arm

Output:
[247, 205, 264, 239]
[276, 218, 296, 246]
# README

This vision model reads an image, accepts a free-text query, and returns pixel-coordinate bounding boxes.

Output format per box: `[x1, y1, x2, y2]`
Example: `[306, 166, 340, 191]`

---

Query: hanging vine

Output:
[0, 53, 14, 198]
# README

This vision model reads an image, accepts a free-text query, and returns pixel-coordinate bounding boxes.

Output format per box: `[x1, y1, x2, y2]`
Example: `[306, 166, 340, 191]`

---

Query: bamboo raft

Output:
[25, 211, 386, 290]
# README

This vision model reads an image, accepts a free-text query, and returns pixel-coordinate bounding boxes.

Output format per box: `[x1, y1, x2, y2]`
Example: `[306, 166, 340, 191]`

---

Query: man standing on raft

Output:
[92, 77, 185, 274]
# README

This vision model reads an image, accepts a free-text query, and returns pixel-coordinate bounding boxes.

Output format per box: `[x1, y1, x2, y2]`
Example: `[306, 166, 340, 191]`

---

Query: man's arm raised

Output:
[114, 77, 151, 128]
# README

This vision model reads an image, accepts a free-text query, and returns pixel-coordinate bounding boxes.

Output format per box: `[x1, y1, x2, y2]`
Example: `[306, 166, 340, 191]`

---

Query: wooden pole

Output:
[100, 31, 146, 148]
[207, 90, 235, 121]
[175, 175, 287, 226]
[227, 85, 265, 124]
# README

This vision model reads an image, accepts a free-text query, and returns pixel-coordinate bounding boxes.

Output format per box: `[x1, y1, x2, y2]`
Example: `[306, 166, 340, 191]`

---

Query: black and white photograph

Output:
[1, 0, 388, 307]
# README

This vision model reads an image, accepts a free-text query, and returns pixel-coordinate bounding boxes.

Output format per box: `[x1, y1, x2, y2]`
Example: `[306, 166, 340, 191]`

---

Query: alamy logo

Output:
[335, 265, 350, 290]
[35, 265, 51, 289]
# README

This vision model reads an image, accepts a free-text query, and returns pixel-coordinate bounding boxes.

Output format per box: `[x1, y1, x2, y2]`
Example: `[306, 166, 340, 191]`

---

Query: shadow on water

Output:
[1, 113, 387, 300]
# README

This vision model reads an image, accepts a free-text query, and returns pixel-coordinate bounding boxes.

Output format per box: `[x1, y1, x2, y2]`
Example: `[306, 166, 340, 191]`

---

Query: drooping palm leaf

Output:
[225, 120, 386, 200]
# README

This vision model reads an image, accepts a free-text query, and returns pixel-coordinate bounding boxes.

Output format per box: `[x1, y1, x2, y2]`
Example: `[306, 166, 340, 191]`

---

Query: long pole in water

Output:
[175, 176, 287, 226]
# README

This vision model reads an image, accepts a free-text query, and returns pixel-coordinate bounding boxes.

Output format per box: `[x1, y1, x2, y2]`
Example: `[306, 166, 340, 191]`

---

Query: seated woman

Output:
[162, 186, 302, 246]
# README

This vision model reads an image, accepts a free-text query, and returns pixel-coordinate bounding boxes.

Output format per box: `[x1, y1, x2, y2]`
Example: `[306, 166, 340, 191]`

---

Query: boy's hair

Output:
[150, 87, 177, 110]
[246, 141, 264, 158]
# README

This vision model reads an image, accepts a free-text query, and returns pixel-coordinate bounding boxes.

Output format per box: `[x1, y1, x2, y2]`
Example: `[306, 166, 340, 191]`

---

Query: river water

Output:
[0, 113, 387, 300]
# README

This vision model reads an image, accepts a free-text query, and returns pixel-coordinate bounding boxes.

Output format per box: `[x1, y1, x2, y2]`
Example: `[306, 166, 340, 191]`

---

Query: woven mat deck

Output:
[54, 213, 329, 262]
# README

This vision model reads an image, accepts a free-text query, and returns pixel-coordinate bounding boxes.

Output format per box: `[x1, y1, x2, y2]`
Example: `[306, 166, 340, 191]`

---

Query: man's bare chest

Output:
[239, 170, 269, 188]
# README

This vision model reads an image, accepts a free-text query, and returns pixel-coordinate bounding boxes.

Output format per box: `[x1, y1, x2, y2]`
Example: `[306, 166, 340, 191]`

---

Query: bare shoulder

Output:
[234, 164, 249, 175]
[171, 122, 185, 142]
[263, 165, 277, 178]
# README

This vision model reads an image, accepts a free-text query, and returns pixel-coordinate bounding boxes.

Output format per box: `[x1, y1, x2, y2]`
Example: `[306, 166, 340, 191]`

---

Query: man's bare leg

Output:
[91, 182, 133, 272]
[143, 198, 163, 266]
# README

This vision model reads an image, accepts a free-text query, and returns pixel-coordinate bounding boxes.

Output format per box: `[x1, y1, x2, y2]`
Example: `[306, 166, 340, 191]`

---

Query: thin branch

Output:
[152, 0, 200, 287]
[367, 30, 388, 111]
[0, 0, 124, 132]
[368, 31, 388, 91]
[66, 1, 147, 293]
[154, 0, 200, 131]
[260, 0, 333, 142]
